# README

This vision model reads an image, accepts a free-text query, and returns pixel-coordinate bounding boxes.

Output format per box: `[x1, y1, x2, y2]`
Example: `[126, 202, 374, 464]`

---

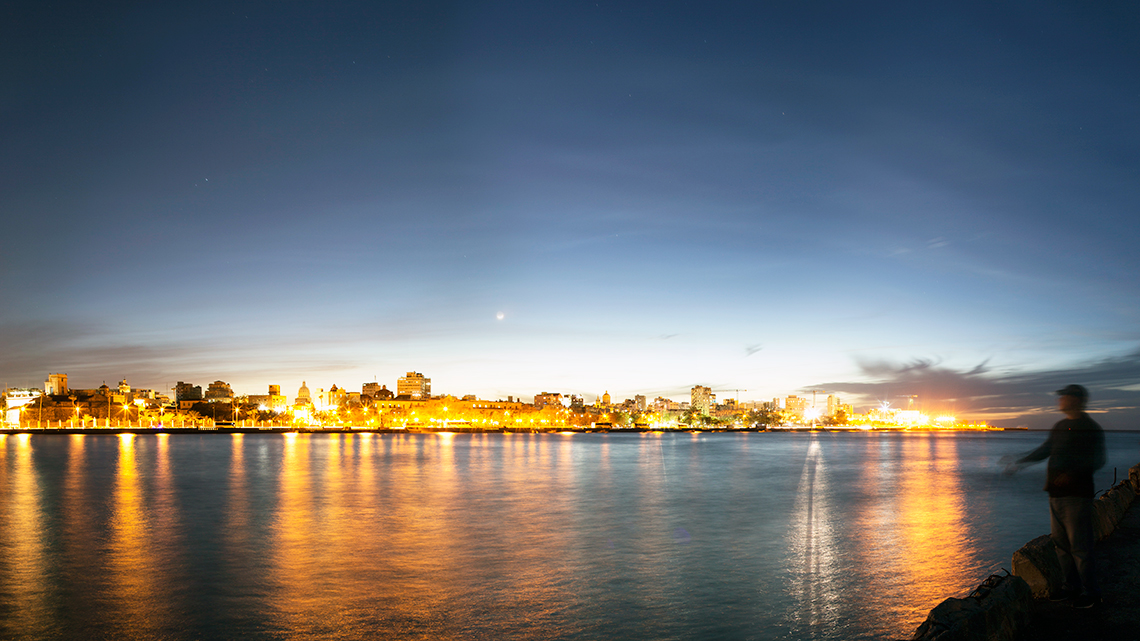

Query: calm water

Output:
[0, 431, 1137, 640]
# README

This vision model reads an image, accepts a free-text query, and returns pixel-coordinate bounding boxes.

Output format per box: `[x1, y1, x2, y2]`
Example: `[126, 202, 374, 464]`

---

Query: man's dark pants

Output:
[1049, 496, 1098, 596]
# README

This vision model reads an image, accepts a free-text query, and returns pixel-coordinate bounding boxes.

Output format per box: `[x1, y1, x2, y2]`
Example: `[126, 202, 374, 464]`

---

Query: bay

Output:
[0, 430, 1137, 640]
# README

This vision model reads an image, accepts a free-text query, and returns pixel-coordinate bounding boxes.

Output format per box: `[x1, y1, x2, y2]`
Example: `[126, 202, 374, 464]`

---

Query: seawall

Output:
[910, 463, 1140, 641]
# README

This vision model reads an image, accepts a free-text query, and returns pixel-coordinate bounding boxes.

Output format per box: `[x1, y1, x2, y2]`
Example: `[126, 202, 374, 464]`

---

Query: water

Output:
[0, 430, 1136, 640]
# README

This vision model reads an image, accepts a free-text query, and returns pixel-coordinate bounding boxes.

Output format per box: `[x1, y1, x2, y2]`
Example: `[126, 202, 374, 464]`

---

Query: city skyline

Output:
[4, 2, 1140, 430]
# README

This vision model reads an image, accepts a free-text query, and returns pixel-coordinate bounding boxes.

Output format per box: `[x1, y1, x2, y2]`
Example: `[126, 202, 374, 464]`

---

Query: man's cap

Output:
[1056, 384, 1088, 399]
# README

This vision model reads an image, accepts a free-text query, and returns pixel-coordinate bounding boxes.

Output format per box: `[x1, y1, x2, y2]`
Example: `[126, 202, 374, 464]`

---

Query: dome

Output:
[297, 381, 311, 399]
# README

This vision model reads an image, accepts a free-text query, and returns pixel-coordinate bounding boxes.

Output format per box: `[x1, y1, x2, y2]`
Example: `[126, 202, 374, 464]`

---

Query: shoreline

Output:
[0, 425, 1035, 435]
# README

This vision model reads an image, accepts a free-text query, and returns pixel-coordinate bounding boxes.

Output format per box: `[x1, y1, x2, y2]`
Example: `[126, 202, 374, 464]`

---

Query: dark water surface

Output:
[0, 431, 1136, 640]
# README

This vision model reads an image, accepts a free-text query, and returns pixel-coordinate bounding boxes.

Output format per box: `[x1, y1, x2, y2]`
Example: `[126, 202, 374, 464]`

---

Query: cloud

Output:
[814, 348, 1140, 429]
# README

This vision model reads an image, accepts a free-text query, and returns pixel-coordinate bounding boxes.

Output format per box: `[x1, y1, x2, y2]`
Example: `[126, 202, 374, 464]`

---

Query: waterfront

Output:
[0, 431, 1137, 640]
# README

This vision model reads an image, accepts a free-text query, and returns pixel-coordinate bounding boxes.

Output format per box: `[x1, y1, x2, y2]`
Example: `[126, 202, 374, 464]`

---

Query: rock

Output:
[1012, 535, 1060, 598]
[911, 573, 1031, 641]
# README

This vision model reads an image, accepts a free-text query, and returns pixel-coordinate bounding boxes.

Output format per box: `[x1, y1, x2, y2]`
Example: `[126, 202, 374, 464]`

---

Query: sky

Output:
[3, 1, 1140, 428]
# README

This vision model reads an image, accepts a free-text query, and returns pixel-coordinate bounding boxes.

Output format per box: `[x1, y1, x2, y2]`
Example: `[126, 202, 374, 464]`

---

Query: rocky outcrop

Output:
[913, 462, 1140, 639]
[1011, 463, 1140, 598]
[911, 572, 1031, 641]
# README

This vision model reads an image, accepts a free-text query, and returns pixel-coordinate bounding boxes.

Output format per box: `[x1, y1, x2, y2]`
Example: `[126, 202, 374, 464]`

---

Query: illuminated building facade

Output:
[397, 372, 431, 399]
[826, 394, 841, 417]
[295, 381, 312, 406]
[691, 385, 714, 415]
[45, 373, 68, 396]
[534, 392, 564, 409]
[784, 395, 808, 421]
[205, 381, 234, 401]
[175, 381, 203, 402]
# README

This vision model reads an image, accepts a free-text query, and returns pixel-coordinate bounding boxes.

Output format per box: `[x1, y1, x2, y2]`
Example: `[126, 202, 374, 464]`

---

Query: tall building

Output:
[45, 373, 68, 396]
[826, 394, 841, 417]
[691, 386, 714, 415]
[174, 382, 203, 402]
[634, 395, 646, 411]
[784, 395, 808, 420]
[397, 372, 431, 399]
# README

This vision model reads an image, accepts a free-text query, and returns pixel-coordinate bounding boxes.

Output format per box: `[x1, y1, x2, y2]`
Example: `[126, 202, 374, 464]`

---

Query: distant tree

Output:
[746, 408, 780, 429]
[822, 409, 849, 426]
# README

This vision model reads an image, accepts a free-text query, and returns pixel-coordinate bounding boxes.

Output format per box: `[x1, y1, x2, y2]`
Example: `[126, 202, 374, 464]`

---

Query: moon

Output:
[496, 312, 505, 320]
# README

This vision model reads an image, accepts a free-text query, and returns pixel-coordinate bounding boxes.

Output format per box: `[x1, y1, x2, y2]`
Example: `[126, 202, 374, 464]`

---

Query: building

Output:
[175, 381, 203, 402]
[362, 384, 394, 400]
[295, 381, 312, 405]
[45, 373, 68, 396]
[784, 395, 809, 421]
[205, 381, 234, 401]
[397, 372, 431, 400]
[826, 394, 841, 417]
[322, 384, 345, 408]
[634, 395, 646, 411]
[691, 386, 714, 415]
[534, 392, 564, 409]
[268, 385, 288, 411]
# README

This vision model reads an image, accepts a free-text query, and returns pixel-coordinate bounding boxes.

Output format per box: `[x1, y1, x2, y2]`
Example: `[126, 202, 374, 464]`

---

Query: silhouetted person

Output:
[1004, 384, 1106, 608]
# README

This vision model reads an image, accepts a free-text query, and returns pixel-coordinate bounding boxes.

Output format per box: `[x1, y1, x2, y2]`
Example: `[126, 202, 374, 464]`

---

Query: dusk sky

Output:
[4, 2, 1139, 428]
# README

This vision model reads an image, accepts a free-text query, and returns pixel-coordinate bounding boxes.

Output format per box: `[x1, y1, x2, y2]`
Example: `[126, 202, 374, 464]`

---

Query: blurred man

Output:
[1005, 384, 1106, 608]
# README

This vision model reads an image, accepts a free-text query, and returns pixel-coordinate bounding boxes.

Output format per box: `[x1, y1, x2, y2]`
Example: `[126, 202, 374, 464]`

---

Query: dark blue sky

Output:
[4, 1, 1139, 426]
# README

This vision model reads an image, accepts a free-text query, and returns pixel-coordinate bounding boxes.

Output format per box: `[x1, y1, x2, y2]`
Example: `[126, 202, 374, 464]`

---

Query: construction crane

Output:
[712, 389, 748, 404]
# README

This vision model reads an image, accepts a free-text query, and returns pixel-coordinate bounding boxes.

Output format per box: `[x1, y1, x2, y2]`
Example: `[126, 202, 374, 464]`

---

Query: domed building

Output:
[295, 381, 312, 406]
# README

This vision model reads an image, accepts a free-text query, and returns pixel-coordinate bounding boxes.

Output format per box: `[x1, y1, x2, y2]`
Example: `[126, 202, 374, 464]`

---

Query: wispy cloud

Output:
[814, 348, 1140, 429]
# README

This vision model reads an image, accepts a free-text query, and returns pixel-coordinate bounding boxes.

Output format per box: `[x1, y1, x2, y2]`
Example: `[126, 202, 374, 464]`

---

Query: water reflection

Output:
[2, 434, 49, 637]
[270, 432, 320, 635]
[850, 433, 978, 634]
[897, 435, 974, 618]
[786, 435, 840, 635]
[108, 434, 160, 635]
[0, 431, 1106, 640]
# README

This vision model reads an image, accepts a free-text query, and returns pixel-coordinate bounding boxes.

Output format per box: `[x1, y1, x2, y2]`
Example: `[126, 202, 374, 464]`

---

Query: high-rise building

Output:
[784, 395, 808, 420]
[175, 381, 203, 402]
[634, 395, 646, 411]
[45, 373, 68, 396]
[397, 372, 431, 399]
[691, 386, 714, 415]
[826, 394, 841, 417]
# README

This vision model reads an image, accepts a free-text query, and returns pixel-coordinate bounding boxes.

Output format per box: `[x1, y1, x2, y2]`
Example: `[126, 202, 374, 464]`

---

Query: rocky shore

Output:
[911, 463, 1140, 641]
